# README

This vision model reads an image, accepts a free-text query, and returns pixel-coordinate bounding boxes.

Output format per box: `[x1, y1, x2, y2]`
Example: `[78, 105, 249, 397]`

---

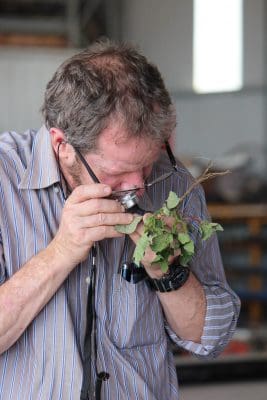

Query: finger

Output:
[132, 221, 145, 236]
[129, 215, 145, 243]
[163, 216, 175, 228]
[83, 226, 126, 242]
[73, 198, 125, 217]
[143, 212, 152, 221]
[77, 212, 134, 228]
[66, 184, 112, 205]
[129, 230, 140, 244]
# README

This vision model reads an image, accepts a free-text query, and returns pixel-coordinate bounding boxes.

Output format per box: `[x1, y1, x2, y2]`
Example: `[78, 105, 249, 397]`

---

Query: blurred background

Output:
[0, 0, 266, 398]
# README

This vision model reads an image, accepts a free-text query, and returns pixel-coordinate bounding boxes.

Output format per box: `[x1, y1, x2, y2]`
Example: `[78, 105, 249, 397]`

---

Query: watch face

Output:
[173, 268, 190, 285]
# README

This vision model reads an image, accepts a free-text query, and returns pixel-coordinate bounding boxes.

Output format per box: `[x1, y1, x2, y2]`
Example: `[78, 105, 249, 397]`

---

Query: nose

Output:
[119, 171, 144, 191]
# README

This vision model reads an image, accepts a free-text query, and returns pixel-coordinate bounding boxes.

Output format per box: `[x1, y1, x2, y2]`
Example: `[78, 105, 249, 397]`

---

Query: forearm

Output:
[158, 272, 206, 343]
[0, 242, 76, 354]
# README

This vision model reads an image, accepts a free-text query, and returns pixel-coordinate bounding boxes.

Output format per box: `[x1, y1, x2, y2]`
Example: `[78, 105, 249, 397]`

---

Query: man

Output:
[0, 40, 240, 399]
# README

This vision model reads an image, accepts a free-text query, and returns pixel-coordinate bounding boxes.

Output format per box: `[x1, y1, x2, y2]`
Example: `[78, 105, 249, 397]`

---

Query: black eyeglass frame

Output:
[74, 140, 178, 207]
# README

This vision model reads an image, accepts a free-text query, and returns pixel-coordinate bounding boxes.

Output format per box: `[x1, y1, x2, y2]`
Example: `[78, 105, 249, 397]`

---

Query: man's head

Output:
[42, 39, 176, 153]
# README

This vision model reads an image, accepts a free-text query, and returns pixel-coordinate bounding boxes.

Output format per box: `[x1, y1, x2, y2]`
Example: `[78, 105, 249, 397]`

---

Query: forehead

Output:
[90, 122, 162, 169]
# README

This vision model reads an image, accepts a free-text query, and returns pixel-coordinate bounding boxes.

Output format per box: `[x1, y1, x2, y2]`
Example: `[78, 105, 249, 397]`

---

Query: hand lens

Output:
[110, 188, 139, 209]
[109, 188, 146, 214]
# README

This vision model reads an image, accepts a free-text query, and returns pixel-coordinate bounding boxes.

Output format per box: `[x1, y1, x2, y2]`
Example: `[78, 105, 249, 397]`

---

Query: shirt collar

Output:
[19, 125, 60, 190]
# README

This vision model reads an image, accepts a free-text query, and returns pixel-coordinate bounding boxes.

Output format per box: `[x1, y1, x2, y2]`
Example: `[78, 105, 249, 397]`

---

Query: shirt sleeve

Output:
[165, 183, 241, 358]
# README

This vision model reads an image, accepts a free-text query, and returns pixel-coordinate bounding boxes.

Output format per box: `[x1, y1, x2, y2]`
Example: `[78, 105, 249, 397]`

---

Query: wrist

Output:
[145, 266, 165, 279]
[144, 256, 178, 279]
[146, 260, 190, 293]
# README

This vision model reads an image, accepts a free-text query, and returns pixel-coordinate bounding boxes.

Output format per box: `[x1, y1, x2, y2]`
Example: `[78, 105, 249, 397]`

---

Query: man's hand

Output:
[52, 183, 133, 267]
[130, 214, 180, 279]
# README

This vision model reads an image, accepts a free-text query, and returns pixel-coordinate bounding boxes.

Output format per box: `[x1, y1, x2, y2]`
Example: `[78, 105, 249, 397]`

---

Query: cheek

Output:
[143, 166, 153, 180]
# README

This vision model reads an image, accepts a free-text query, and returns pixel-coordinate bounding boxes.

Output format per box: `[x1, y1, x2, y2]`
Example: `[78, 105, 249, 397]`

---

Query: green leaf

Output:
[144, 215, 163, 234]
[151, 232, 173, 253]
[162, 205, 171, 216]
[158, 259, 169, 273]
[178, 232, 191, 244]
[183, 240, 194, 254]
[115, 216, 142, 234]
[166, 191, 180, 209]
[211, 222, 224, 232]
[152, 254, 164, 263]
[179, 252, 193, 266]
[200, 221, 223, 241]
[133, 232, 151, 266]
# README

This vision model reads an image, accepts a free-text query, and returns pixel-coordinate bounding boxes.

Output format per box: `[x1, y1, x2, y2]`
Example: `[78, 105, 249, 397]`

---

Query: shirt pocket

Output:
[105, 274, 165, 349]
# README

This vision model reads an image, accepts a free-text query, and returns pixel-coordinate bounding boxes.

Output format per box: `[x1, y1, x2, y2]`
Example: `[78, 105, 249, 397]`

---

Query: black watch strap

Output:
[146, 264, 190, 292]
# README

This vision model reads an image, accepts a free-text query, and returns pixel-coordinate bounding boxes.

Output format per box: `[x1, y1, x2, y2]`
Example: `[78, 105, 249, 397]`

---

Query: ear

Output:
[161, 142, 167, 150]
[49, 128, 74, 162]
[50, 127, 66, 150]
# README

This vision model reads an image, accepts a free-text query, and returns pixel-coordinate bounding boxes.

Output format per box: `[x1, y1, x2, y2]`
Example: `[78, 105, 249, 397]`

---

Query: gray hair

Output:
[41, 39, 176, 152]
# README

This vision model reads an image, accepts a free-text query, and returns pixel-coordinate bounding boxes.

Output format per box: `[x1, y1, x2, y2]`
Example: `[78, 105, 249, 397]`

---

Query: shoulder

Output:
[0, 128, 38, 169]
[156, 152, 208, 215]
[0, 129, 39, 189]
[156, 151, 196, 193]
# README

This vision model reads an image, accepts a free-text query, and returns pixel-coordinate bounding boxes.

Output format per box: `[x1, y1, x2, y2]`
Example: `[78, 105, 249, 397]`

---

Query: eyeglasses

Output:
[74, 140, 178, 209]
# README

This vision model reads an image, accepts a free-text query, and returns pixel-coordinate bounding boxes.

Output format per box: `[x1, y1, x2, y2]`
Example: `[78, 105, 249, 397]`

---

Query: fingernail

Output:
[103, 186, 111, 194]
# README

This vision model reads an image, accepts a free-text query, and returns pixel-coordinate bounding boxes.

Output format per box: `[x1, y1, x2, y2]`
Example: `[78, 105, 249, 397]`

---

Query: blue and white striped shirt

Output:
[0, 126, 240, 399]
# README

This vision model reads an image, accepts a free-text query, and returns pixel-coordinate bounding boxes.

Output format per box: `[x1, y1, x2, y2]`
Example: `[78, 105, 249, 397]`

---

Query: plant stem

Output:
[178, 162, 230, 205]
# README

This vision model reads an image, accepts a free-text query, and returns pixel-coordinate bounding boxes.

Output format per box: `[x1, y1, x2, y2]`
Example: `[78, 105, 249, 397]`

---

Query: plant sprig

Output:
[115, 163, 227, 272]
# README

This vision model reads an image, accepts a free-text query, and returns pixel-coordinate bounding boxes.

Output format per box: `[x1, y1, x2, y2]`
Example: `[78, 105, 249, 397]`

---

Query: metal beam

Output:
[0, 17, 66, 34]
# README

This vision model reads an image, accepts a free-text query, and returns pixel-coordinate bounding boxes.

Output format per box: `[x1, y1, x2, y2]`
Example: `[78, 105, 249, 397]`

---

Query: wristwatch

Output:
[146, 261, 190, 292]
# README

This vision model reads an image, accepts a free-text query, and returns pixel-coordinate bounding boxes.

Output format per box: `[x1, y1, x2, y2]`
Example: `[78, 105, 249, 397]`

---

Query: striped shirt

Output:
[0, 126, 240, 399]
